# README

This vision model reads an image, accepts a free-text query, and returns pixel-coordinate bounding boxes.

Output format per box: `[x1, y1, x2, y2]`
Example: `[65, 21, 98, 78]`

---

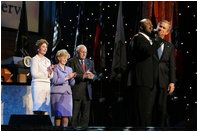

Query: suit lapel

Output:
[75, 58, 84, 73]
[153, 50, 159, 61]
[160, 42, 169, 60]
[84, 59, 89, 72]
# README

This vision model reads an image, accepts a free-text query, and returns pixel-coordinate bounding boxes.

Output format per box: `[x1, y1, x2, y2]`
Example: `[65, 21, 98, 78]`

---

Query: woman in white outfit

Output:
[30, 39, 54, 115]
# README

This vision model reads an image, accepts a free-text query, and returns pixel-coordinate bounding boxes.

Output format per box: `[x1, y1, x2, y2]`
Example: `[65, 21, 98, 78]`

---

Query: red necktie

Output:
[81, 60, 86, 72]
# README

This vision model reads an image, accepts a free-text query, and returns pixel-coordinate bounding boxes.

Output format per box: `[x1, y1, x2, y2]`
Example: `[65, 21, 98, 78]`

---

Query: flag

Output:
[73, 2, 85, 56]
[94, 24, 101, 71]
[15, 1, 29, 57]
[51, 2, 62, 63]
[110, 2, 127, 81]
[99, 41, 106, 71]
[94, 2, 104, 72]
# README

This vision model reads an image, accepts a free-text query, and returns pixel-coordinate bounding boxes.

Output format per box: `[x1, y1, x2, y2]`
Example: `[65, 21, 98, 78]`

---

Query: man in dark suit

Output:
[132, 19, 161, 126]
[152, 20, 176, 126]
[67, 44, 96, 127]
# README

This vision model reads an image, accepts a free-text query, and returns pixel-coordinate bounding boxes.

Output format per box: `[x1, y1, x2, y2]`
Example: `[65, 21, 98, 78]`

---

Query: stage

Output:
[1, 125, 186, 131]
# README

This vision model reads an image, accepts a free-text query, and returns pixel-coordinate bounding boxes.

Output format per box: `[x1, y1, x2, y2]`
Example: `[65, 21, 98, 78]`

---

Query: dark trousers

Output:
[71, 96, 90, 127]
[135, 86, 157, 127]
[135, 85, 167, 127]
[152, 87, 167, 127]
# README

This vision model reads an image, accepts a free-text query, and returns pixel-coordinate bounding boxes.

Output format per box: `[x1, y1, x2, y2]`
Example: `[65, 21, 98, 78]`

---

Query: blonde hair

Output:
[35, 39, 49, 49]
[55, 49, 70, 63]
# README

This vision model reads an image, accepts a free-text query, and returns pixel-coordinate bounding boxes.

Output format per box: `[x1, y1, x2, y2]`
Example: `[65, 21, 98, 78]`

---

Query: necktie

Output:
[81, 60, 86, 72]
[157, 43, 164, 59]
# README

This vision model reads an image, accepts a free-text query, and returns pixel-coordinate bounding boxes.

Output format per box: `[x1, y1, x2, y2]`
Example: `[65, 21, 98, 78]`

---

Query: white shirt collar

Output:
[139, 32, 153, 45]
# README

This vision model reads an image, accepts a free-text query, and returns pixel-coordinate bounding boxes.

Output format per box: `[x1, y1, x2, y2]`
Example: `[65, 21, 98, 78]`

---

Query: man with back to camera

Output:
[67, 44, 97, 127]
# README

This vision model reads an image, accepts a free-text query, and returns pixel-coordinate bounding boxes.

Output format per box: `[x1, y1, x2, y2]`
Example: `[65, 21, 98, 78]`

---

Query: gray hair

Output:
[76, 44, 87, 52]
[55, 49, 70, 63]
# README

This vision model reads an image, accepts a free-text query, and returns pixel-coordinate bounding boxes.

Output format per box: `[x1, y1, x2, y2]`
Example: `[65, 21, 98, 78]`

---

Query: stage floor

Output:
[1, 125, 187, 131]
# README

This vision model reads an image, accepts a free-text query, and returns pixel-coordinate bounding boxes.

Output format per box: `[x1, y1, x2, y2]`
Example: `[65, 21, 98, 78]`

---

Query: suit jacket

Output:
[153, 39, 176, 89]
[132, 33, 160, 88]
[51, 64, 75, 94]
[67, 57, 96, 100]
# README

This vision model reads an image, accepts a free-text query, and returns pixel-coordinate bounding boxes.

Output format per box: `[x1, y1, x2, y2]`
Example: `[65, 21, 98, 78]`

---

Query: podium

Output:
[1, 56, 30, 83]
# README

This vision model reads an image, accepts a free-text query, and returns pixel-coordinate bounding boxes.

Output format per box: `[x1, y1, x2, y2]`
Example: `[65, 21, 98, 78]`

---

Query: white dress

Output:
[30, 55, 53, 112]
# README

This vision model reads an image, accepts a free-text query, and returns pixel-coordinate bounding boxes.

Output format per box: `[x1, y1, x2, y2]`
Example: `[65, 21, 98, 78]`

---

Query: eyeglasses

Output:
[79, 51, 87, 54]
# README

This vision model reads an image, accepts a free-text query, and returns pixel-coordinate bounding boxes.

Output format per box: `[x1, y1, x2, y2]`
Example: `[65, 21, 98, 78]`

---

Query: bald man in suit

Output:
[132, 19, 162, 126]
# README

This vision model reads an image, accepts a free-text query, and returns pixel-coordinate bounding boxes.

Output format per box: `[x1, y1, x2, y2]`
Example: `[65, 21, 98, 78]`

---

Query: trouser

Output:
[152, 86, 167, 127]
[71, 96, 90, 127]
[135, 86, 157, 127]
